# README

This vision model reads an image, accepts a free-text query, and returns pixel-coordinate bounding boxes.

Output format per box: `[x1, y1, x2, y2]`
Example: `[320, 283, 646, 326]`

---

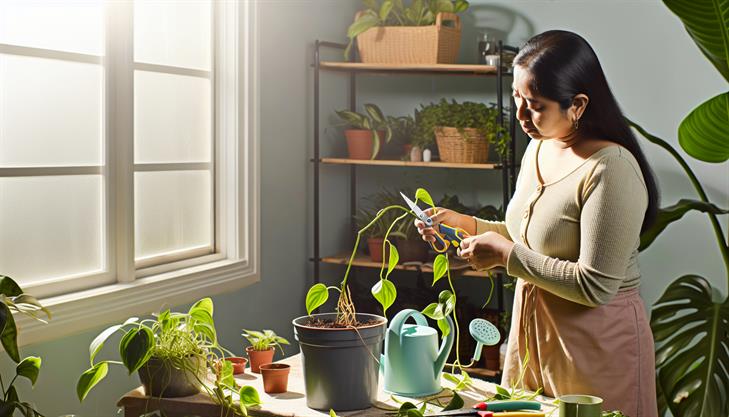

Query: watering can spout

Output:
[433, 315, 455, 379]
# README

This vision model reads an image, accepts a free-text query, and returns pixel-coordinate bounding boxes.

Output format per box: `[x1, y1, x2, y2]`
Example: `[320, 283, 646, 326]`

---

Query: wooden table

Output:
[118, 354, 555, 417]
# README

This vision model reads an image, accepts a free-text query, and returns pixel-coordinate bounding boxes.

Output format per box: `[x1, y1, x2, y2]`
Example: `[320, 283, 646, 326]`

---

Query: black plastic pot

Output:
[293, 313, 387, 411]
[138, 356, 205, 398]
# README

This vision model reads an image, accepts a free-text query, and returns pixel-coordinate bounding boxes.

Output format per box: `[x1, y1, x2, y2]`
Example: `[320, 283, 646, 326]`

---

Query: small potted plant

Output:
[345, 1, 469, 64]
[77, 298, 261, 416]
[335, 103, 393, 160]
[388, 114, 418, 160]
[241, 329, 290, 373]
[259, 363, 291, 394]
[416, 98, 510, 163]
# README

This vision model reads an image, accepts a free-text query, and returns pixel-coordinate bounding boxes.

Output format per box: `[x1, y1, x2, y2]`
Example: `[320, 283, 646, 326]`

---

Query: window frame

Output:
[13, 0, 260, 346]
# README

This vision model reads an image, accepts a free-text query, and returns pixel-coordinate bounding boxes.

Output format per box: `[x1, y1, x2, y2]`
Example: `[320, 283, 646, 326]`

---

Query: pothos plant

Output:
[0, 275, 51, 417]
[305, 188, 492, 397]
[77, 298, 261, 416]
[345, 0, 471, 58]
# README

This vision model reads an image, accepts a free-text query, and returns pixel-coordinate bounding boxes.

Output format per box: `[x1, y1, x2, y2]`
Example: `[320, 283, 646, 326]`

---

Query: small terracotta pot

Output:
[345, 129, 385, 160]
[246, 346, 275, 373]
[224, 357, 248, 375]
[259, 363, 291, 394]
[367, 237, 387, 263]
[395, 238, 429, 262]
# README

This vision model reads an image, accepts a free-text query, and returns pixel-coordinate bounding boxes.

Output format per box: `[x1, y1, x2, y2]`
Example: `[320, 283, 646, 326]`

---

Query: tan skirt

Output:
[502, 279, 658, 417]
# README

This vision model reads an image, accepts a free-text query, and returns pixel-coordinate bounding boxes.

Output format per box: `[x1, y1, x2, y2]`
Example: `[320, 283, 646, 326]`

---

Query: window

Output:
[0, 0, 259, 344]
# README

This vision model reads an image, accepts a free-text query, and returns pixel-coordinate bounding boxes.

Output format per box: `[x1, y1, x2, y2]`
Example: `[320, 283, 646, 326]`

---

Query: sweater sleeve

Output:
[473, 217, 512, 240]
[505, 151, 647, 306]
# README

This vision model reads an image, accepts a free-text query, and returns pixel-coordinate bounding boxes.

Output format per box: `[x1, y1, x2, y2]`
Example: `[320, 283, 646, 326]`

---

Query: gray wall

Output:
[9, 0, 728, 415]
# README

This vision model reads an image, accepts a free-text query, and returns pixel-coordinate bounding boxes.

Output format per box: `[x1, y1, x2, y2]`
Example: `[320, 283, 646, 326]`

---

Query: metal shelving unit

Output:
[310, 39, 520, 378]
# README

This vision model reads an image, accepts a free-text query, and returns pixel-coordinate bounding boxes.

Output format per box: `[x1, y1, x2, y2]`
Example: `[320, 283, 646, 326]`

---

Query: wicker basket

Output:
[435, 126, 489, 164]
[356, 12, 461, 64]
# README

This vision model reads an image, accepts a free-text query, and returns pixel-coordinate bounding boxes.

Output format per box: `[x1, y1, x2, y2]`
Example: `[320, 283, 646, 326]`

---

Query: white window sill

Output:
[16, 259, 259, 346]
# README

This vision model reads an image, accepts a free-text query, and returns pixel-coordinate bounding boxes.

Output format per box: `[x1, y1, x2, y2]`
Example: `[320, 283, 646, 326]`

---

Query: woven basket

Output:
[435, 127, 489, 164]
[356, 12, 461, 64]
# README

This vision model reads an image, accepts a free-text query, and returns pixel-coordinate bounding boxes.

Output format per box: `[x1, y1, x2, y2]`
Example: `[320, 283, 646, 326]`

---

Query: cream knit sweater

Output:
[474, 140, 648, 307]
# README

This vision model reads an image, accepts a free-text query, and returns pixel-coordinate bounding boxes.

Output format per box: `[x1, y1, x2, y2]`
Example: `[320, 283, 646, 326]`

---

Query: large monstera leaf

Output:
[663, 0, 729, 83]
[651, 275, 729, 417]
[678, 92, 729, 162]
[662, 0, 729, 162]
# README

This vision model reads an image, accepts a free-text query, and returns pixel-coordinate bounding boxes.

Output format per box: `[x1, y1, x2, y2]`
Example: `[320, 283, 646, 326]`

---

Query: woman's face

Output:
[512, 65, 584, 140]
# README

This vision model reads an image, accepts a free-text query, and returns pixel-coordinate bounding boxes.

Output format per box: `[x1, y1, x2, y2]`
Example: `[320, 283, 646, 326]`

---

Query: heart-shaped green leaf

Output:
[651, 275, 729, 417]
[305, 283, 329, 315]
[432, 254, 448, 285]
[0, 276, 23, 297]
[640, 199, 729, 251]
[387, 242, 400, 277]
[77, 361, 109, 401]
[663, 0, 729, 82]
[0, 302, 19, 363]
[438, 290, 456, 316]
[190, 297, 214, 317]
[422, 303, 445, 320]
[677, 92, 729, 162]
[119, 327, 153, 374]
[415, 188, 435, 208]
[437, 318, 451, 339]
[16, 356, 41, 386]
[443, 392, 464, 410]
[240, 385, 261, 407]
[218, 359, 235, 388]
[90, 317, 138, 365]
[371, 279, 397, 314]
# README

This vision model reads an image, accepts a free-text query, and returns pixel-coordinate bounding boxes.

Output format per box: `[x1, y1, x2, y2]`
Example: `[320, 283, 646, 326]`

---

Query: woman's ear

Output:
[571, 93, 589, 119]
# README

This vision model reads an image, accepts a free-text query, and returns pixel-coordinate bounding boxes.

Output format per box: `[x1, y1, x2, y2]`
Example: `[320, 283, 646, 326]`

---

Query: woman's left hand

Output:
[458, 231, 515, 270]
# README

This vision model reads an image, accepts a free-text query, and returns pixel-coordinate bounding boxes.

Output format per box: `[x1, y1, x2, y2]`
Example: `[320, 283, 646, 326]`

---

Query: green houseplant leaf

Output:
[77, 362, 109, 401]
[677, 92, 729, 162]
[0, 302, 20, 363]
[15, 356, 41, 387]
[89, 317, 138, 365]
[651, 275, 729, 417]
[663, 0, 729, 83]
[240, 385, 262, 407]
[432, 254, 448, 285]
[639, 199, 729, 251]
[119, 327, 153, 374]
[305, 283, 330, 315]
[415, 188, 435, 208]
[371, 279, 397, 314]
[387, 242, 400, 276]
[443, 392, 464, 411]
[0, 276, 23, 297]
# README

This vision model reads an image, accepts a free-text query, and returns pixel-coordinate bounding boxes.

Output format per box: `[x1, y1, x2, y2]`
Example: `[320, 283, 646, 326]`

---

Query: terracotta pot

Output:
[345, 129, 385, 160]
[246, 346, 275, 373]
[259, 363, 291, 394]
[367, 237, 388, 263]
[138, 356, 204, 398]
[224, 356, 248, 375]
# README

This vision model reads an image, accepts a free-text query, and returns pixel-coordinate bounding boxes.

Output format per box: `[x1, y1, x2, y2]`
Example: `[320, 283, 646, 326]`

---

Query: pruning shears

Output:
[400, 192, 470, 253]
[423, 400, 543, 417]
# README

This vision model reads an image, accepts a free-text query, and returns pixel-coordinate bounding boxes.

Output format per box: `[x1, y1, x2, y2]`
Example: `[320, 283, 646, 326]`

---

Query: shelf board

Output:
[320, 158, 501, 170]
[320, 254, 504, 278]
[319, 61, 512, 76]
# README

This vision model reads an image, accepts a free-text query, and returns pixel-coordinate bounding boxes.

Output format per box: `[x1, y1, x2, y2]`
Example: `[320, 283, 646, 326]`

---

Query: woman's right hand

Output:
[414, 207, 475, 243]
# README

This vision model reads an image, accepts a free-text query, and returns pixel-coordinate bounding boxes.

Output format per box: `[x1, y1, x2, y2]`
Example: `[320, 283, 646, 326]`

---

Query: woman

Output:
[416, 30, 659, 417]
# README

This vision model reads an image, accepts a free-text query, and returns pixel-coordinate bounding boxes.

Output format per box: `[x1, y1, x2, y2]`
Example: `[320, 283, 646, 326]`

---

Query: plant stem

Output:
[446, 255, 462, 373]
[341, 205, 411, 289]
[380, 211, 412, 280]
[627, 119, 729, 281]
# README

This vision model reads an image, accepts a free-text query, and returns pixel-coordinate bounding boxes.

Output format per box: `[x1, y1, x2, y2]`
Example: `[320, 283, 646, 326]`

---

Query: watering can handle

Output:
[390, 309, 429, 346]
[433, 315, 455, 379]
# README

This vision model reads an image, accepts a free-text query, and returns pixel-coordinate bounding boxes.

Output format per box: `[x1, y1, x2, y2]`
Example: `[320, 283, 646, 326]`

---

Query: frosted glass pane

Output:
[0, 0, 104, 56]
[134, 0, 211, 70]
[0, 54, 103, 166]
[135, 171, 212, 259]
[0, 176, 103, 285]
[135, 71, 211, 163]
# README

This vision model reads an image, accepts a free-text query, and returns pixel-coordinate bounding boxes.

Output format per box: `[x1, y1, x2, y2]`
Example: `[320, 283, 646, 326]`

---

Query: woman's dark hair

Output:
[514, 30, 659, 233]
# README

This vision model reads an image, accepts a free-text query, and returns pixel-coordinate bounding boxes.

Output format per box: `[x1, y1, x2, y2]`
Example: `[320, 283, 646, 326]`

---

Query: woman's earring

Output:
[573, 117, 580, 131]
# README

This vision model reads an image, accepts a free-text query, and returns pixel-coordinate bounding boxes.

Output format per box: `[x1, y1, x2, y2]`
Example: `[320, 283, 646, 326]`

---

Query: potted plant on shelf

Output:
[345, 0, 470, 64]
[335, 103, 393, 160]
[296, 188, 479, 411]
[241, 329, 289, 373]
[77, 298, 261, 416]
[415, 98, 510, 163]
[0, 275, 51, 417]
[388, 114, 419, 160]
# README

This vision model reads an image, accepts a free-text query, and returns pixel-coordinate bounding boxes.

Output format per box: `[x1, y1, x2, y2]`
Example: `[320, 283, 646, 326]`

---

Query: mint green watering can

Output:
[380, 309, 454, 397]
